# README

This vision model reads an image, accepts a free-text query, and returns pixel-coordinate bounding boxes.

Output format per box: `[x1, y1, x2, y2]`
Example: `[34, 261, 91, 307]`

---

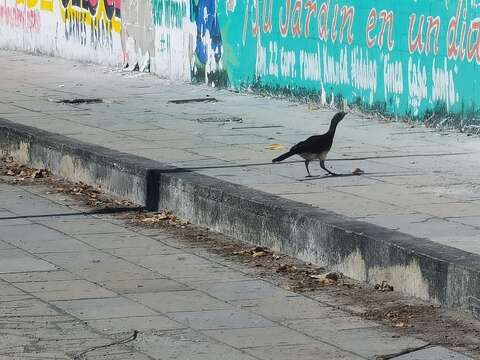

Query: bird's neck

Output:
[328, 121, 338, 134]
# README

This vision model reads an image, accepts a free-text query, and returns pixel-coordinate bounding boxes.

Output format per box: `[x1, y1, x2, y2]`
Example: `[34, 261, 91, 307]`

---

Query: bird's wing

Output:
[290, 135, 328, 154]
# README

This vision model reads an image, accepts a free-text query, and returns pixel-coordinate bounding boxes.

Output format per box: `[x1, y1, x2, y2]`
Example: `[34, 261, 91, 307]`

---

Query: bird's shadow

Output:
[297, 173, 363, 181]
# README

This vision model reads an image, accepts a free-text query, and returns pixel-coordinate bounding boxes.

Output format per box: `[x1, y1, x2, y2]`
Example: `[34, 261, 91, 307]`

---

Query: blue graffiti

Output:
[191, 0, 222, 64]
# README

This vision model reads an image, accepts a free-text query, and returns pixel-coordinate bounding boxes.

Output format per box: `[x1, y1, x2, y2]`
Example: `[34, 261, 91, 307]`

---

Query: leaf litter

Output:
[1, 156, 480, 358]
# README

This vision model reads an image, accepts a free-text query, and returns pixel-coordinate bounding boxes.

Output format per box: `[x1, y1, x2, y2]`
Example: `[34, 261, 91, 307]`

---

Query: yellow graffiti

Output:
[16, 0, 53, 11]
[59, 0, 121, 33]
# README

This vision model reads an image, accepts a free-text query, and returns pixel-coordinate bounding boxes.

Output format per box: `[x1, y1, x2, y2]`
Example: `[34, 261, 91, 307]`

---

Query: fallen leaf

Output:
[31, 169, 47, 179]
[6, 169, 15, 176]
[375, 280, 394, 292]
[325, 271, 343, 281]
[253, 251, 266, 258]
[352, 168, 365, 176]
[266, 144, 286, 150]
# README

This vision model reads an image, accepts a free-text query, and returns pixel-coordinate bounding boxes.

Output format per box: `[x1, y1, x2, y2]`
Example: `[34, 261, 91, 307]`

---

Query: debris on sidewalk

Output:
[0, 156, 135, 209]
[131, 210, 191, 227]
[1, 156, 51, 183]
[352, 168, 365, 175]
[310, 271, 344, 285]
[375, 281, 395, 292]
[56, 98, 103, 105]
[1, 155, 480, 358]
[266, 143, 286, 150]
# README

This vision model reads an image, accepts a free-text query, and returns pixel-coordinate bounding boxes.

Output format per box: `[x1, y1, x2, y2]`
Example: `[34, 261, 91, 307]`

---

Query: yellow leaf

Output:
[266, 144, 286, 150]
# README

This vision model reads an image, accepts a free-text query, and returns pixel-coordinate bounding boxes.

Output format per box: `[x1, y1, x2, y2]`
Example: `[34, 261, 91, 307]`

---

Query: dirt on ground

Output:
[2, 156, 480, 359]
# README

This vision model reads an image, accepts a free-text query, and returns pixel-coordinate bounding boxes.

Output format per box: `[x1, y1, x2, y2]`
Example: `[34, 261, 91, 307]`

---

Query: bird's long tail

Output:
[272, 151, 294, 163]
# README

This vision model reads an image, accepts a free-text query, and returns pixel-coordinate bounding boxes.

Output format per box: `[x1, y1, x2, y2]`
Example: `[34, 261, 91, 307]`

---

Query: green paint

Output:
[216, 0, 480, 124]
[149, 0, 480, 125]
[151, 0, 187, 28]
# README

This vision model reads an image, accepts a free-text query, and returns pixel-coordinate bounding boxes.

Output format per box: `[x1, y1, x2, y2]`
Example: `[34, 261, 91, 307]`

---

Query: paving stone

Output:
[244, 343, 365, 360]
[392, 346, 473, 359]
[0, 281, 28, 296]
[233, 295, 343, 321]
[0, 240, 15, 250]
[39, 218, 129, 235]
[128, 253, 226, 277]
[311, 327, 428, 359]
[13, 280, 117, 301]
[202, 326, 317, 348]
[0, 193, 73, 216]
[284, 316, 381, 334]
[0, 210, 33, 226]
[84, 350, 153, 360]
[0, 249, 57, 273]
[168, 309, 274, 330]
[51, 297, 158, 320]
[105, 243, 181, 257]
[194, 280, 290, 302]
[11, 236, 96, 254]
[134, 329, 258, 360]
[0, 224, 72, 244]
[87, 315, 185, 334]
[0, 270, 81, 283]
[38, 251, 155, 281]
[101, 278, 189, 294]
[0, 298, 60, 317]
[126, 290, 231, 313]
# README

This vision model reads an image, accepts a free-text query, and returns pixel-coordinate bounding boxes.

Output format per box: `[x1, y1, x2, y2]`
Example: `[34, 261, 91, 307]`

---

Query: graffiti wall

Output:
[144, 0, 479, 122]
[1, 0, 478, 122]
[0, 0, 122, 64]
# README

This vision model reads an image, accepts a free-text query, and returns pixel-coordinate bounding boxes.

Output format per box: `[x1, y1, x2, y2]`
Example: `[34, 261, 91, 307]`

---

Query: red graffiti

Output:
[0, 6, 40, 32]
[409, 13, 441, 56]
[279, 0, 291, 37]
[447, 0, 480, 63]
[409, 14, 425, 54]
[426, 16, 440, 55]
[263, 0, 272, 33]
[250, 0, 354, 43]
[304, 0, 316, 38]
[291, 0, 302, 37]
[339, 6, 354, 44]
[367, 8, 394, 50]
[466, 19, 480, 64]
[366, 8, 377, 48]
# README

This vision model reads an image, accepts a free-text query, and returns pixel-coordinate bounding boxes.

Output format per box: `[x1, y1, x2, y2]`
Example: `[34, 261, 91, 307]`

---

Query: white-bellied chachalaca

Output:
[272, 111, 347, 177]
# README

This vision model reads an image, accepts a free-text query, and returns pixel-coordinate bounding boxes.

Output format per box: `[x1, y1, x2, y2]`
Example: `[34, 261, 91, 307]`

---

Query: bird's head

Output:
[331, 111, 348, 125]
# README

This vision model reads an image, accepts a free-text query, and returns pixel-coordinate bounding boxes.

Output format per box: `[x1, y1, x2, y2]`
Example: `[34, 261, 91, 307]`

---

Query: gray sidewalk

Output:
[1, 50, 480, 257]
[0, 180, 472, 359]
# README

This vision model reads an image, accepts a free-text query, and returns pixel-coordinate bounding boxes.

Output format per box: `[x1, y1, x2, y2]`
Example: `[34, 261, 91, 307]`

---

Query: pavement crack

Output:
[72, 330, 138, 359]
[375, 343, 432, 360]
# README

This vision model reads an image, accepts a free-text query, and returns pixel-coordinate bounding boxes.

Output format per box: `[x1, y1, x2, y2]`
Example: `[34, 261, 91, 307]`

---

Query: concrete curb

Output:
[1, 118, 479, 317]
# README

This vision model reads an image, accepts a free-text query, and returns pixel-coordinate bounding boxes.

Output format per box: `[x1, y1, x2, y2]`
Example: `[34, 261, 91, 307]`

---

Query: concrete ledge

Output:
[1, 118, 479, 317]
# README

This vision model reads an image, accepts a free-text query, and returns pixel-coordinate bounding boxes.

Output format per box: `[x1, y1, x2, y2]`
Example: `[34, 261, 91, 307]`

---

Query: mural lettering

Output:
[0, 6, 41, 32]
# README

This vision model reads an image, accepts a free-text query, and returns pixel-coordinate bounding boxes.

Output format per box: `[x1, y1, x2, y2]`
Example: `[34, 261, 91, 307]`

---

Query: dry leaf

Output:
[352, 168, 365, 176]
[375, 280, 394, 292]
[253, 251, 266, 258]
[6, 169, 15, 176]
[266, 144, 286, 150]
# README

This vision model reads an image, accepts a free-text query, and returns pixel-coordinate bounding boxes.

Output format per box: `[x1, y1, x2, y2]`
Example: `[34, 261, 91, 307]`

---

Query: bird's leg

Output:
[320, 160, 337, 176]
[305, 160, 312, 177]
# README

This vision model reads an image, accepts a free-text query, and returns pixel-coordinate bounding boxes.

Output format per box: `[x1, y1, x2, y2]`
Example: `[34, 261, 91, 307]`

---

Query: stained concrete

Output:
[1, 50, 480, 316]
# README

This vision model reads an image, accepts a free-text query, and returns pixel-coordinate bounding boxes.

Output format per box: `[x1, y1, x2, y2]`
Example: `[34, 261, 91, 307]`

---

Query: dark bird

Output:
[272, 111, 347, 177]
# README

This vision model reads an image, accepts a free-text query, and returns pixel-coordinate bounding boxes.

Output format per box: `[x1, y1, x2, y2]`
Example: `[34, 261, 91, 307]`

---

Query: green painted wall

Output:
[150, 0, 480, 124]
